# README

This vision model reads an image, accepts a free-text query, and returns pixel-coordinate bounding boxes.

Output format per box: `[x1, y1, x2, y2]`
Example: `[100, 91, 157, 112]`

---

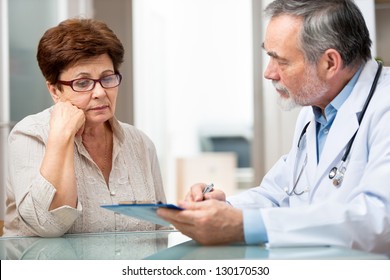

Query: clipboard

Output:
[101, 202, 183, 226]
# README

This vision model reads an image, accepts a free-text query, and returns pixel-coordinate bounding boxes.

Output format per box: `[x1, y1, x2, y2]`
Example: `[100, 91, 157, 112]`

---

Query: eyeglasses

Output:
[57, 73, 122, 92]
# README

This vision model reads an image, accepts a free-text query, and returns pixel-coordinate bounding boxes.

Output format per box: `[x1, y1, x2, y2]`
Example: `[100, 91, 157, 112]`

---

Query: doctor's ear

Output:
[46, 81, 61, 103]
[319, 49, 343, 78]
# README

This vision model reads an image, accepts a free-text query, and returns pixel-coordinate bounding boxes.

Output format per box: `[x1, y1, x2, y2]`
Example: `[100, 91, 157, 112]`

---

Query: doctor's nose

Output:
[264, 59, 280, 81]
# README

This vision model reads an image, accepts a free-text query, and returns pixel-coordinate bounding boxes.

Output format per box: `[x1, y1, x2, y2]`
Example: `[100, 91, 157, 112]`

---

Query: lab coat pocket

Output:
[288, 190, 310, 207]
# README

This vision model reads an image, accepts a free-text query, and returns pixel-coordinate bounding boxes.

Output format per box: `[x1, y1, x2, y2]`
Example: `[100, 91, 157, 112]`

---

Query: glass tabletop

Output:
[0, 230, 175, 260]
[1, 230, 388, 260]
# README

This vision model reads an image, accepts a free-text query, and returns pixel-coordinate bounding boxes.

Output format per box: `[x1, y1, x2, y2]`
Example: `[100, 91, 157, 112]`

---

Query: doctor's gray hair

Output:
[265, 0, 372, 67]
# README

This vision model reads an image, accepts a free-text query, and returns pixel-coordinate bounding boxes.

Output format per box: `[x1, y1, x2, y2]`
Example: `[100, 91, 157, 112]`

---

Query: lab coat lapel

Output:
[314, 60, 378, 184]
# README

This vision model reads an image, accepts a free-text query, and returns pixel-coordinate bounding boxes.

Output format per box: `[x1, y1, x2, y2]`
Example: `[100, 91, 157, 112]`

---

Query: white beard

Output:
[272, 64, 329, 111]
[276, 93, 300, 111]
[273, 81, 300, 111]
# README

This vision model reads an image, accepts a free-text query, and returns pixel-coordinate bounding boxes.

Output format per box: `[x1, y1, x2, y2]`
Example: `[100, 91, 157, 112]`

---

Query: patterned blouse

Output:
[3, 107, 166, 237]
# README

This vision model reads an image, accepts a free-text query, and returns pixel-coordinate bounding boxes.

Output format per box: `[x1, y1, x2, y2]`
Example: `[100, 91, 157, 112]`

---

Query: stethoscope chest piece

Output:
[328, 167, 337, 179]
[329, 166, 345, 187]
[332, 175, 343, 187]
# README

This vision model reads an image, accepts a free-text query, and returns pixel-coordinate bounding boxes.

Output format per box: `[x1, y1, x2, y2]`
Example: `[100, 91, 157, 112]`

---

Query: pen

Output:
[202, 183, 214, 195]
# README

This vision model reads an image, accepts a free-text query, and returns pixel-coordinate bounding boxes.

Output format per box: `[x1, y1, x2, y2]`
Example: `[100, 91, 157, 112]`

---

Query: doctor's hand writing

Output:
[184, 183, 226, 202]
[157, 199, 244, 245]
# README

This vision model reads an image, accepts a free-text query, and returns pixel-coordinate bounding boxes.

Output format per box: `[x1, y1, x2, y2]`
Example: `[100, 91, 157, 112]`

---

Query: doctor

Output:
[158, 0, 390, 254]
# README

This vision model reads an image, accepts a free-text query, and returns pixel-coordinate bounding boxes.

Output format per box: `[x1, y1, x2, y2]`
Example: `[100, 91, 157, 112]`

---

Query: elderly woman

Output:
[3, 18, 166, 237]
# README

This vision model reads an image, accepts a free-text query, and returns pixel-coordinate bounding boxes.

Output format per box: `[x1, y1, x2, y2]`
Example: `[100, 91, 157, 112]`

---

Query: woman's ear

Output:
[46, 81, 61, 103]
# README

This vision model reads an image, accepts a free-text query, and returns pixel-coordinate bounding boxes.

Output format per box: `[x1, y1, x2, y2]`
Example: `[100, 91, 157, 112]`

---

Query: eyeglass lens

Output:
[72, 74, 121, 92]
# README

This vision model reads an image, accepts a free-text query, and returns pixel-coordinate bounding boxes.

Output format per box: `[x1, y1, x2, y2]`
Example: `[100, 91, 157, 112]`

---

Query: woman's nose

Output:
[91, 82, 107, 98]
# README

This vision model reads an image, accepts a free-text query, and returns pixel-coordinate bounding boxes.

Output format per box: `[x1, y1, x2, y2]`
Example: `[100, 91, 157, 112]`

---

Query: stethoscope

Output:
[285, 122, 310, 196]
[286, 61, 383, 196]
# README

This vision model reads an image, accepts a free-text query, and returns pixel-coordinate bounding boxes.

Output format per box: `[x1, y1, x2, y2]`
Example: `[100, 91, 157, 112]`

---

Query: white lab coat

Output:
[229, 59, 390, 254]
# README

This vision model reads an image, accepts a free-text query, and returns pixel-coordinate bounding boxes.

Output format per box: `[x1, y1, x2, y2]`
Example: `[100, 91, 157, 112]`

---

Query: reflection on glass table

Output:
[0, 230, 388, 260]
[146, 240, 389, 260]
[0, 230, 172, 260]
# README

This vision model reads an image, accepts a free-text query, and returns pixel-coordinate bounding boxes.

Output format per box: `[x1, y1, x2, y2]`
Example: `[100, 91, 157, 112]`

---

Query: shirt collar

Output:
[108, 116, 125, 144]
[312, 66, 363, 120]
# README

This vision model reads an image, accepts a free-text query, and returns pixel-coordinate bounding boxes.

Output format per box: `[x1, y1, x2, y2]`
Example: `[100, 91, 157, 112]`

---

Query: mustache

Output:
[272, 81, 289, 94]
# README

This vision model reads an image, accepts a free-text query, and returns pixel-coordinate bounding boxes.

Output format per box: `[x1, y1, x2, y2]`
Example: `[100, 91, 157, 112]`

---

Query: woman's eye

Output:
[74, 79, 92, 88]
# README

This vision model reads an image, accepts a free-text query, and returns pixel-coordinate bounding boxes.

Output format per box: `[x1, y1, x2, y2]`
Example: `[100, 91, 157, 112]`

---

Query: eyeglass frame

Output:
[57, 73, 122, 92]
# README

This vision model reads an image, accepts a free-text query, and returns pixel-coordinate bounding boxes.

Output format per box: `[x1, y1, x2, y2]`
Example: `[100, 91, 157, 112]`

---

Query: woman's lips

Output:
[89, 105, 109, 111]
